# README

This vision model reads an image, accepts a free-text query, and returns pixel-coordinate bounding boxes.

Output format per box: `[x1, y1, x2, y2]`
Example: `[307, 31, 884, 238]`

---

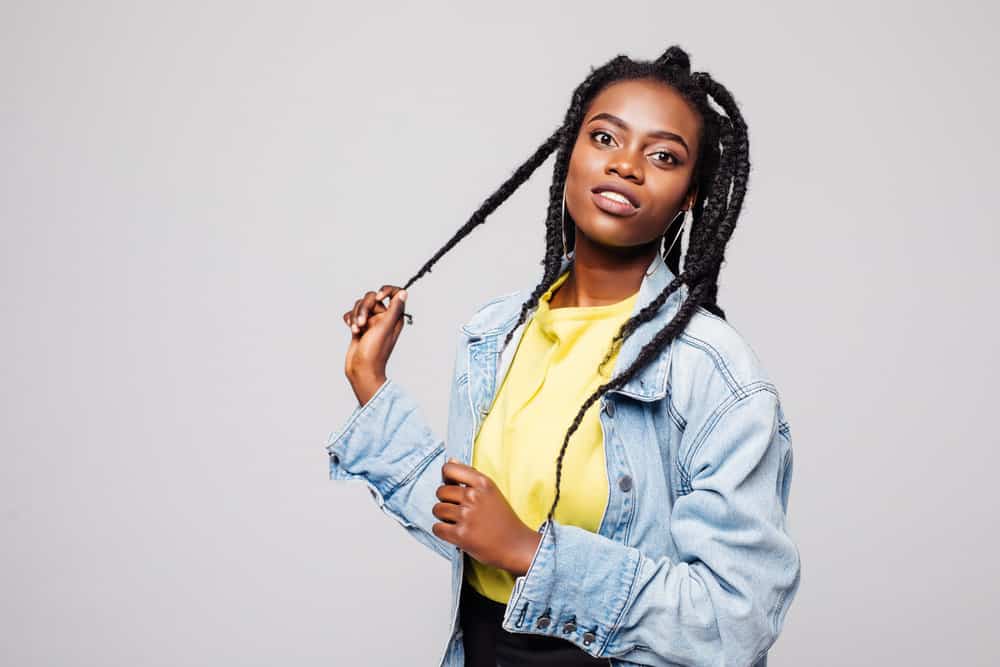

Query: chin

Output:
[579, 218, 650, 249]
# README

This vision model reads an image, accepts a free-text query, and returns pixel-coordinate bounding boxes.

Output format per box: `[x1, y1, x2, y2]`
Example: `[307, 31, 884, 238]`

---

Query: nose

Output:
[607, 150, 643, 183]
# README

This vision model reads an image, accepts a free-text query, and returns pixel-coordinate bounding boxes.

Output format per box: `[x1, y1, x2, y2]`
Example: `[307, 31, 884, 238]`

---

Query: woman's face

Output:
[565, 78, 702, 251]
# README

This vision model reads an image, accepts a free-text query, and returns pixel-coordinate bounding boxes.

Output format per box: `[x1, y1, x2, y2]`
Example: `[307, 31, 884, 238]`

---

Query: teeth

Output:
[598, 191, 632, 206]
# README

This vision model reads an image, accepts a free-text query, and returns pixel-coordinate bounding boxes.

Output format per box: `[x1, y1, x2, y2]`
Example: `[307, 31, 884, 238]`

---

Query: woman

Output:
[329, 45, 801, 666]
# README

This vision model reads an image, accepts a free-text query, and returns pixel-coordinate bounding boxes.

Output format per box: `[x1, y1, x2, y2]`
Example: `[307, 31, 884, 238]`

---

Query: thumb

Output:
[389, 289, 408, 321]
[389, 293, 407, 346]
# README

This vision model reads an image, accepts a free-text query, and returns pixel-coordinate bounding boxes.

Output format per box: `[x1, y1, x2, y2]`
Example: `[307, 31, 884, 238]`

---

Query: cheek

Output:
[567, 152, 599, 186]
[646, 170, 695, 211]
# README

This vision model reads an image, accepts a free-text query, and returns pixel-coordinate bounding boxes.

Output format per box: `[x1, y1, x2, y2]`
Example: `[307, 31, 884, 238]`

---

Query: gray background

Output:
[2, 1, 997, 665]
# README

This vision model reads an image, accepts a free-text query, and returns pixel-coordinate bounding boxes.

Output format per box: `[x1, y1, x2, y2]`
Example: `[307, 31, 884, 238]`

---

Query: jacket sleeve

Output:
[501, 384, 801, 667]
[325, 377, 456, 561]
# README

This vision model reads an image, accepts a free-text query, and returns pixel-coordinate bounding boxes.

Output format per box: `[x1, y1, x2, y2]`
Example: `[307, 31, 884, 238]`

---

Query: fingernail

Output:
[399, 290, 408, 302]
[358, 314, 365, 325]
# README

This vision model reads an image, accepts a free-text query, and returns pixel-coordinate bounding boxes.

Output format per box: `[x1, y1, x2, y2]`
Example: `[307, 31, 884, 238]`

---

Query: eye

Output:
[651, 150, 679, 166]
[590, 130, 616, 146]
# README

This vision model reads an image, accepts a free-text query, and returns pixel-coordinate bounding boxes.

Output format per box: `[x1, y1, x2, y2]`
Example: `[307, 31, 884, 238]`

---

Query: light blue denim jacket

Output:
[325, 251, 801, 667]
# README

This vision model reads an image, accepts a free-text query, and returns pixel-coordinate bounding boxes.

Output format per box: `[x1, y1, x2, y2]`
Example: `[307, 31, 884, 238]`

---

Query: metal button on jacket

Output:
[603, 399, 615, 417]
[618, 475, 633, 492]
[562, 620, 577, 634]
[536, 615, 551, 629]
[582, 630, 597, 645]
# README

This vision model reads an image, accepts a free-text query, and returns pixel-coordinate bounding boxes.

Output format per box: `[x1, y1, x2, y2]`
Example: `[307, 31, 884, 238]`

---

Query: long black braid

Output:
[400, 45, 751, 551]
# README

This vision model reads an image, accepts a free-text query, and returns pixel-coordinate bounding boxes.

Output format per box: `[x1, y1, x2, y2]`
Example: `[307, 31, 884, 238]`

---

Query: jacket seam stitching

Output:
[665, 392, 687, 432]
[325, 377, 393, 452]
[384, 441, 445, 499]
[330, 379, 441, 497]
[681, 387, 746, 474]
[601, 548, 642, 654]
[461, 290, 522, 335]
[769, 583, 790, 638]
[621, 474, 637, 545]
[680, 382, 778, 475]
[676, 332, 745, 399]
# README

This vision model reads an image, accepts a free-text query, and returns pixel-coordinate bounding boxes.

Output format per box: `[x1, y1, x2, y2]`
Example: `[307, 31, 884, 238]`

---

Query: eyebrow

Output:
[586, 112, 690, 153]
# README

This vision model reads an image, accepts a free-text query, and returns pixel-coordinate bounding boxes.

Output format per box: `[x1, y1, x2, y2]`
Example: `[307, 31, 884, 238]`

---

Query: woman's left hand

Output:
[432, 459, 542, 576]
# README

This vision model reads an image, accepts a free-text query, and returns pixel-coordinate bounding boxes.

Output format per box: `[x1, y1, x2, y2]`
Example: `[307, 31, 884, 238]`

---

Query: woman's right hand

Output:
[342, 284, 408, 405]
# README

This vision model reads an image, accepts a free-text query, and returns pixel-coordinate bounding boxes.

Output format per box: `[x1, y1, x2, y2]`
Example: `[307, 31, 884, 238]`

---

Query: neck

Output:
[551, 233, 659, 308]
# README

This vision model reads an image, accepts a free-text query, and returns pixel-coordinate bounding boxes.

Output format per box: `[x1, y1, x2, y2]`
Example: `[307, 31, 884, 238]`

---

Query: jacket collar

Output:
[460, 251, 687, 401]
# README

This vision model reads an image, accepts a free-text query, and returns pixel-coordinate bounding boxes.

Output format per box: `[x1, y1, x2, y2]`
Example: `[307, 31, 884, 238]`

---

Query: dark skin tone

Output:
[341, 78, 703, 577]
[551, 78, 701, 309]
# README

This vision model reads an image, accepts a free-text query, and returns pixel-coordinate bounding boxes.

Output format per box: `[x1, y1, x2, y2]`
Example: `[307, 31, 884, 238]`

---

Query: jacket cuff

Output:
[500, 518, 641, 657]
[325, 378, 437, 500]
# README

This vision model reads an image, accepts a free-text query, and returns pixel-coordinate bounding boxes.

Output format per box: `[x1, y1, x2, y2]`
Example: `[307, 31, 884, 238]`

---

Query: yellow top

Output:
[464, 268, 640, 604]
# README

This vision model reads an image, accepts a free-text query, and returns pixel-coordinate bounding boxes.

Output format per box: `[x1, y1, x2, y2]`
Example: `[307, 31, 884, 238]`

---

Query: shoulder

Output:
[460, 289, 526, 336]
[675, 306, 775, 391]
[668, 305, 785, 425]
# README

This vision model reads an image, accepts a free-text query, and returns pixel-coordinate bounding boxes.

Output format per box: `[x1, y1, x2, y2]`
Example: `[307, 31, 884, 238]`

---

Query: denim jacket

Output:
[325, 251, 801, 667]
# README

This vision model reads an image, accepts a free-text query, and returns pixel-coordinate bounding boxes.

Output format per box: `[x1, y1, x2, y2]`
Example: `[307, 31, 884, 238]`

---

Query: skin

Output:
[341, 78, 704, 577]
[552, 77, 701, 309]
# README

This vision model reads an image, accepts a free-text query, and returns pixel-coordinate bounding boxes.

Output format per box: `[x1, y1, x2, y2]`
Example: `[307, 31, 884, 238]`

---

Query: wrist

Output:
[508, 525, 543, 577]
[349, 372, 388, 406]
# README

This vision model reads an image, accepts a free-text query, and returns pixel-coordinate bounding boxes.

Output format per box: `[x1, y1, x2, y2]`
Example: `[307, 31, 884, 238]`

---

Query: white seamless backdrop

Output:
[1, 1, 997, 665]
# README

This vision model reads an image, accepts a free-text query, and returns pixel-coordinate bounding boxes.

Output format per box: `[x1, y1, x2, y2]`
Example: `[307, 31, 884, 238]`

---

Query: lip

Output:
[590, 190, 639, 217]
[591, 182, 641, 209]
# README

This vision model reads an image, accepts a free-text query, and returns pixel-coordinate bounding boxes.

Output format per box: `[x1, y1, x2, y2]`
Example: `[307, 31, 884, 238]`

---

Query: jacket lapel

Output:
[462, 252, 688, 416]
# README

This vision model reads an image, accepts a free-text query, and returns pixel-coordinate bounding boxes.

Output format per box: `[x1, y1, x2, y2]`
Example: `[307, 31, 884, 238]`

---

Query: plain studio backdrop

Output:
[2, 1, 997, 665]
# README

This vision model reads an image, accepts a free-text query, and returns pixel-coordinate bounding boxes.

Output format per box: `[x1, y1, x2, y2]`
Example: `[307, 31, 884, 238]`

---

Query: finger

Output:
[431, 521, 460, 546]
[435, 483, 466, 504]
[344, 308, 362, 336]
[389, 306, 405, 347]
[441, 459, 486, 487]
[357, 303, 389, 331]
[350, 299, 364, 334]
[356, 290, 379, 328]
[344, 307, 380, 329]
[371, 289, 407, 335]
[431, 501, 463, 524]
[374, 284, 402, 301]
[388, 289, 407, 321]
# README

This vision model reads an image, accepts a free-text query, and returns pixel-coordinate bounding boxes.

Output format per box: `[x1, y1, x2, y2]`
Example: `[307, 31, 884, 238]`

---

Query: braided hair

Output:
[401, 45, 750, 548]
